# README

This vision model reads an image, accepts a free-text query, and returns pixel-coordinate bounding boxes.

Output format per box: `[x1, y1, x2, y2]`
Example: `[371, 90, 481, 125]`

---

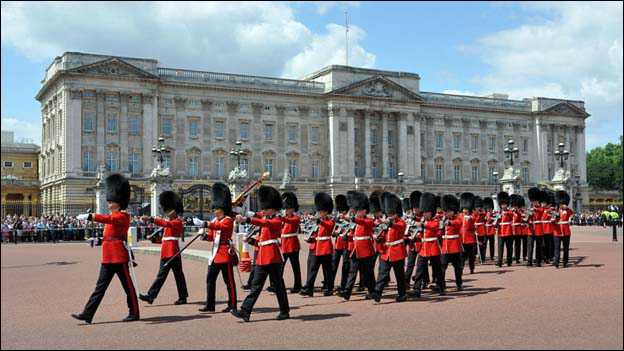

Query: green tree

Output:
[586, 135, 623, 194]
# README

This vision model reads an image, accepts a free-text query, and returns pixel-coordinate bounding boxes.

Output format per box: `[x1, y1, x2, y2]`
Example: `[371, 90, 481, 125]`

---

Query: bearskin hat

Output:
[556, 190, 570, 206]
[258, 185, 282, 211]
[402, 198, 411, 212]
[159, 190, 184, 214]
[528, 187, 541, 202]
[384, 193, 403, 217]
[420, 192, 437, 214]
[410, 191, 422, 210]
[211, 183, 232, 216]
[498, 191, 510, 206]
[473, 196, 484, 209]
[370, 190, 383, 214]
[315, 192, 334, 213]
[352, 192, 370, 213]
[460, 192, 475, 212]
[483, 197, 494, 211]
[282, 192, 299, 212]
[335, 194, 348, 213]
[105, 173, 130, 210]
[510, 194, 523, 208]
[442, 194, 460, 213]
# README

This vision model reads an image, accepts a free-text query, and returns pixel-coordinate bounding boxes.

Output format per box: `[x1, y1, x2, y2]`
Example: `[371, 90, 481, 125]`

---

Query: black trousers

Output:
[332, 249, 350, 290]
[441, 253, 463, 288]
[414, 255, 445, 293]
[478, 236, 488, 262]
[240, 263, 289, 316]
[497, 236, 514, 266]
[527, 235, 544, 265]
[406, 250, 430, 289]
[513, 236, 527, 262]
[205, 262, 237, 310]
[305, 254, 334, 293]
[487, 235, 495, 259]
[543, 234, 554, 261]
[375, 259, 406, 298]
[82, 263, 139, 320]
[344, 255, 375, 296]
[282, 252, 302, 290]
[462, 244, 476, 273]
[246, 250, 257, 286]
[554, 236, 571, 266]
[146, 256, 188, 300]
[613, 223, 618, 241]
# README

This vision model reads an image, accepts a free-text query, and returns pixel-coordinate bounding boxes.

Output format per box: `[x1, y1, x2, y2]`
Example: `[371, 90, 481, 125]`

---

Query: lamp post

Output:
[397, 172, 405, 198]
[554, 142, 570, 170]
[492, 170, 499, 195]
[151, 136, 171, 169]
[574, 173, 582, 213]
[230, 140, 248, 170]
[504, 139, 520, 167]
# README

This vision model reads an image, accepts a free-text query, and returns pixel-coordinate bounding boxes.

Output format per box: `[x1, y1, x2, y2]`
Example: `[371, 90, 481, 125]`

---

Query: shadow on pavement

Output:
[292, 313, 351, 322]
[141, 314, 212, 324]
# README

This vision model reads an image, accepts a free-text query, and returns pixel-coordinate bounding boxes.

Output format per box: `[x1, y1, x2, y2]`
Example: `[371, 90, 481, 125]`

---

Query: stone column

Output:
[68, 89, 82, 174]
[120, 93, 129, 173]
[150, 171, 174, 217]
[346, 108, 356, 179]
[95, 166, 108, 214]
[577, 126, 587, 183]
[142, 94, 156, 174]
[328, 106, 341, 182]
[96, 91, 106, 168]
[413, 113, 423, 182]
[398, 112, 408, 177]
[382, 112, 390, 178]
[364, 111, 372, 178]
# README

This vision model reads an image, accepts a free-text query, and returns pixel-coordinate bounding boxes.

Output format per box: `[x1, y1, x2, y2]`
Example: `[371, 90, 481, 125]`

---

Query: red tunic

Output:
[418, 219, 441, 258]
[206, 216, 234, 264]
[334, 227, 348, 251]
[407, 214, 423, 253]
[153, 217, 183, 259]
[250, 216, 283, 265]
[280, 215, 301, 254]
[346, 229, 355, 251]
[441, 215, 463, 255]
[542, 208, 554, 234]
[310, 218, 335, 256]
[530, 207, 544, 236]
[498, 210, 513, 237]
[485, 212, 497, 236]
[350, 217, 375, 259]
[460, 214, 477, 244]
[379, 219, 407, 262]
[512, 210, 524, 236]
[554, 208, 574, 237]
[474, 211, 486, 237]
[94, 212, 130, 264]
[374, 218, 386, 253]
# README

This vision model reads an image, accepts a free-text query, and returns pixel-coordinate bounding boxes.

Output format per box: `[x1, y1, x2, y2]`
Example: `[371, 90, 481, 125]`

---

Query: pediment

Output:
[327, 76, 423, 102]
[542, 102, 589, 117]
[69, 58, 158, 80]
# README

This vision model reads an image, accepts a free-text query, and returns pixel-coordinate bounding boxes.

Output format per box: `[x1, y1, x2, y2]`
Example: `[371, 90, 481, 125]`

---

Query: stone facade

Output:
[1, 131, 41, 217]
[36, 52, 589, 213]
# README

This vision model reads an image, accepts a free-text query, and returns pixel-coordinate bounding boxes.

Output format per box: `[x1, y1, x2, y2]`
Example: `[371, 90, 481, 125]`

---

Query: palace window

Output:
[454, 165, 462, 182]
[472, 135, 479, 152]
[215, 121, 225, 139]
[216, 157, 224, 177]
[240, 122, 249, 140]
[265, 124, 274, 141]
[83, 111, 95, 132]
[288, 125, 297, 143]
[489, 135, 496, 152]
[312, 160, 320, 178]
[129, 115, 140, 134]
[311, 127, 319, 144]
[436, 164, 443, 182]
[189, 119, 199, 138]
[129, 152, 142, 175]
[454, 134, 461, 151]
[106, 112, 117, 133]
[472, 165, 479, 183]
[264, 159, 273, 176]
[161, 118, 172, 136]
[371, 128, 377, 146]
[188, 155, 199, 176]
[289, 159, 298, 178]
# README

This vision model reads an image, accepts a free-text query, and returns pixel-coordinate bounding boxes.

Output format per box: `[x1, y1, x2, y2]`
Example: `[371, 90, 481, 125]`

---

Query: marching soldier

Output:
[332, 194, 351, 295]
[280, 192, 302, 293]
[440, 194, 464, 291]
[510, 194, 524, 264]
[496, 192, 514, 267]
[542, 191, 556, 264]
[484, 197, 497, 261]
[526, 187, 545, 267]
[372, 193, 408, 302]
[459, 193, 477, 274]
[370, 190, 385, 275]
[232, 186, 290, 322]
[413, 192, 446, 297]
[473, 196, 487, 264]
[301, 193, 336, 297]
[194, 183, 237, 313]
[340, 192, 376, 301]
[139, 191, 188, 306]
[553, 191, 573, 268]
[71, 174, 139, 324]
[405, 191, 428, 291]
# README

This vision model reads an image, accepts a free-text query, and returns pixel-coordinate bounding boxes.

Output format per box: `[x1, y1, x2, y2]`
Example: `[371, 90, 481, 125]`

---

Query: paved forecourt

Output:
[1, 227, 622, 350]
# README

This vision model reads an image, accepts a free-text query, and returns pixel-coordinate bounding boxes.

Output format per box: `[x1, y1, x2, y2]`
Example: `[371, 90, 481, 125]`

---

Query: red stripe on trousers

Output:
[227, 263, 235, 307]
[123, 265, 139, 315]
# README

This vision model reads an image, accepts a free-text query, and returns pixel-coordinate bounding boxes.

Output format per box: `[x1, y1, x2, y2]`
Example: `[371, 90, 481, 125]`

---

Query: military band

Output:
[69, 172, 581, 324]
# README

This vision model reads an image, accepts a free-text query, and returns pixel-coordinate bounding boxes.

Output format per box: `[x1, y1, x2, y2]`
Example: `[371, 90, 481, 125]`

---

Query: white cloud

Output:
[1, 118, 41, 145]
[459, 1, 623, 149]
[0, 1, 372, 78]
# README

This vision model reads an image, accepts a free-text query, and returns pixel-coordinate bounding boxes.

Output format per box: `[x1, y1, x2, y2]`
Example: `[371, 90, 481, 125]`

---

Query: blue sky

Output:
[1, 1, 622, 150]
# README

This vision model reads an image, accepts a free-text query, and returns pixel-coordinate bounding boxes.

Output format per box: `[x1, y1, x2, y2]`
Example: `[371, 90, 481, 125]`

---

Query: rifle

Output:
[232, 172, 270, 208]
[300, 215, 320, 243]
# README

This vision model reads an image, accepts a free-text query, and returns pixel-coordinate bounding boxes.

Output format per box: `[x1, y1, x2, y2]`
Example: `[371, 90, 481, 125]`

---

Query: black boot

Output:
[71, 313, 92, 324]
[276, 312, 290, 320]
[122, 314, 140, 322]
[199, 306, 215, 313]
[174, 298, 187, 305]
[231, 309, 250, 322]
[139, 294, 154, 305]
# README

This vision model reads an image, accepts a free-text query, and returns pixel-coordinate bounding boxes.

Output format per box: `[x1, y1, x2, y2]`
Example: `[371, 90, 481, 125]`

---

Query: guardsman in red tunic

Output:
[553, 191, 574, 268]
[71, 174, 139, 324]
[496, 192, 514, 267]
[301, 193, 335, 297]
[473, 196, 487, 264]
[413, 192, 446, 297]
[340, 192, 376, 301]
[542, 191, 556, 264]
[459, 193, 478, 274]
[332, 194, 350, 295]
[520, 196, 530, 261]
[526, 187, 545, 267]
[484, 197, 497, 261]
[280, 192, 302, 293]
[139, 191, 188, 306]
[232, 186, 290, 322]
[370, 190, 385, 274]
[194, 183, 237, 313]
[510, 194, 525, 265]
[440, 195, 464, 291]
[405, 191, 429, 291]
[372, 193, 408, 302]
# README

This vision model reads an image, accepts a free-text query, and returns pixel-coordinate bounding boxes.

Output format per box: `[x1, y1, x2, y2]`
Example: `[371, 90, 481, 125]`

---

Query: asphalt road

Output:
[1, 227, 622, 350]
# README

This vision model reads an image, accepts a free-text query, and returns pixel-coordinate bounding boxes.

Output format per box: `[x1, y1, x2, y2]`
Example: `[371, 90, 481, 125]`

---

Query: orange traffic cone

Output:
[239, 249, 252, 273]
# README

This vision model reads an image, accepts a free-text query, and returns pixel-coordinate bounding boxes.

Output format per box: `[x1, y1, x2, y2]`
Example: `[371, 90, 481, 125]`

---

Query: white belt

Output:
[258, 239, 279, 247]
[556, 221, 569, 225]
[162, 237, 182, 241]
[281, 234, 298, 238]
[442, 235, 460, 239]
[354, 236, 371, 241]
[386, 239, 404, 247]
[423, 237, 438, 242]
[475, 223, 485, 225]
[512, 223, 522, 226]
[316, 236, 332, 241]
[500, 222, 512, 225]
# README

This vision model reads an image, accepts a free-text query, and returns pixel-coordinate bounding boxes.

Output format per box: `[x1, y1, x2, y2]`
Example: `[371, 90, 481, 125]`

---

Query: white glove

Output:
[198, 228, 205, 236]
[247, 211, 256, 218]
[193, 217, 204, 227]
[77, 214, 90, 221]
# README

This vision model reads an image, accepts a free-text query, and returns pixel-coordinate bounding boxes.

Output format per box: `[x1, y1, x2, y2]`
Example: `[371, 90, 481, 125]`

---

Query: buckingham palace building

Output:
[36, 52, 589, 213]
